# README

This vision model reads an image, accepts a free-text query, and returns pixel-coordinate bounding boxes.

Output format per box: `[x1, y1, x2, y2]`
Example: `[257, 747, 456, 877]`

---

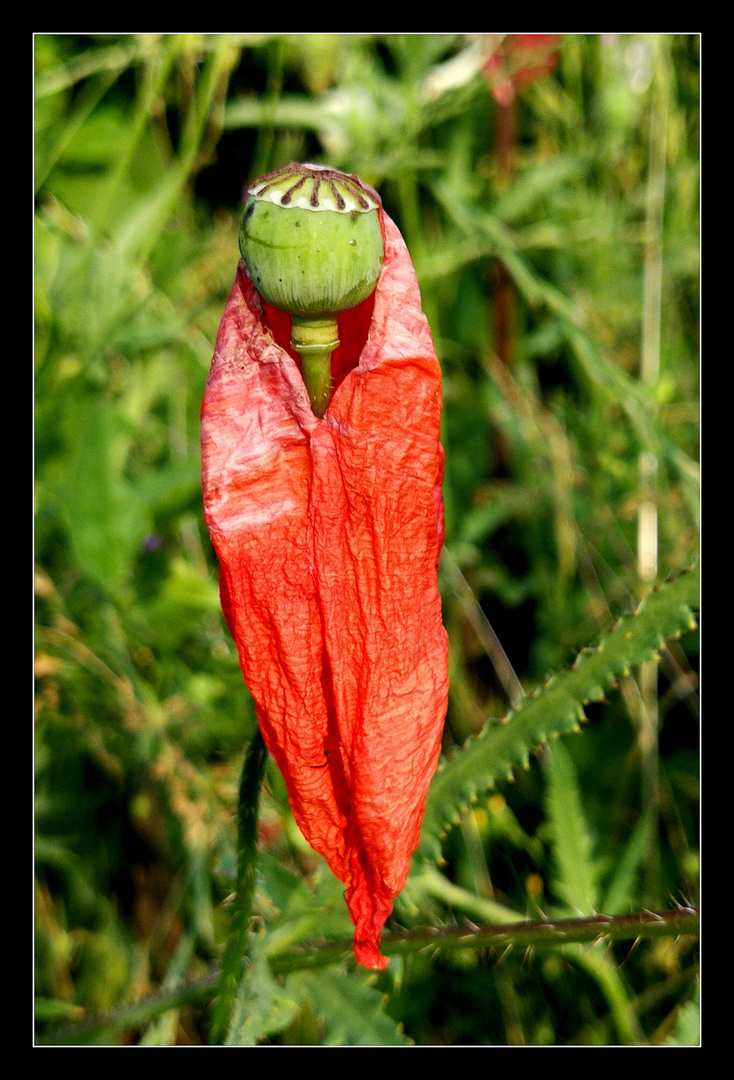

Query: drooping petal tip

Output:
[353, 941, 390, 971]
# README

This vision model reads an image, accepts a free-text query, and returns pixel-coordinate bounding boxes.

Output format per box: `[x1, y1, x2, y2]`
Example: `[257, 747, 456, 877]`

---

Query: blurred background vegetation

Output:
[34, 34, 699, 1045]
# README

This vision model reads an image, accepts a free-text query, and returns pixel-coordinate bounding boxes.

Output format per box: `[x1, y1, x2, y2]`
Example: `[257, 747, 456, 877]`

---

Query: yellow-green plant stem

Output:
[290, 315, 339, 419]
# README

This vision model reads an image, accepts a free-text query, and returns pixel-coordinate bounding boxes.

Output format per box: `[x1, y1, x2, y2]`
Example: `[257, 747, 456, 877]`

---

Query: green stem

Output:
[36, 908, 698, 1044]
[268, 908, 699, 975]
[638, 35, 669, 906]
[290, 315, 339, 419]
[209, 726, 268, 1044]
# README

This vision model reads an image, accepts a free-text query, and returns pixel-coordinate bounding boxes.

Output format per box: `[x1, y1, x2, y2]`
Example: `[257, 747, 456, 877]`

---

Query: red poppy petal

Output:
[201, 208, 448, 969]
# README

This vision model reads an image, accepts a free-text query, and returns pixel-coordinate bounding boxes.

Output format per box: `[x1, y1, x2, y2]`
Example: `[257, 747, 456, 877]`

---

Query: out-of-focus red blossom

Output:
[201, 199, 449, 970]
[483, 34, 563, 106]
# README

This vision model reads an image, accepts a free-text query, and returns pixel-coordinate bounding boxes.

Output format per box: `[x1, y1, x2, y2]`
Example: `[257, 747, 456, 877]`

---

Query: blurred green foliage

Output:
[35, 34, 698, 1045]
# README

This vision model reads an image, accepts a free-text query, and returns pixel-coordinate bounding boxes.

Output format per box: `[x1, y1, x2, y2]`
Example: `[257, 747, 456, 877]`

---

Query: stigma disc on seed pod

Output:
[238, 163, 385, 318]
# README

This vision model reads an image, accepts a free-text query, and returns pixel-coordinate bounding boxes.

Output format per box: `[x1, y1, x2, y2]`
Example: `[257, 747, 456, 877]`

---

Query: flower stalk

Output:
[289, 315, 340, 418]
[210, 727, 267, 1044]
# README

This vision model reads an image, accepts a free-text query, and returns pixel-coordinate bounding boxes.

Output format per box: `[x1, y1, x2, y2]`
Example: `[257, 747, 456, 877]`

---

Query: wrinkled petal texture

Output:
[201, 211, 449, 969]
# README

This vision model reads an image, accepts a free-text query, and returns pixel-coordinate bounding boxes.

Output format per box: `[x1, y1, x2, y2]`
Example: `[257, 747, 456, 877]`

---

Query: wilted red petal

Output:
[201, 208, 449, 969]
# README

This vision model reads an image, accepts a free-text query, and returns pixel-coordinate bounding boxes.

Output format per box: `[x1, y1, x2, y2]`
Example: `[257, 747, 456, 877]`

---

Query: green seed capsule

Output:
[238, 163, 385, 418]
[239, 163, 384, 318]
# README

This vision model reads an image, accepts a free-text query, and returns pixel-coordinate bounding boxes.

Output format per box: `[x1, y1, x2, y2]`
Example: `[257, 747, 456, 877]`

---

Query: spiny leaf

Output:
[292, 968, 411, 1046]
[418, 564, 698, 863]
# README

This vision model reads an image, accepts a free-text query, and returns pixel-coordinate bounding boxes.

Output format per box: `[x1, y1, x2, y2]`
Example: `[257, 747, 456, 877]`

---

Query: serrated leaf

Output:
[292, 968, 411, 1046]
[545, 739, 598, 915]
[226, 941, 300, 1046]
[418, 565, 699, 862]
[259, 858, 355, 959]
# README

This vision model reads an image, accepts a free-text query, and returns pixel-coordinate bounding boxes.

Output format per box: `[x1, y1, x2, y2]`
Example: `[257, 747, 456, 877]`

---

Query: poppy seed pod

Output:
[238, 164, 385, 419]
[239, 163, 384, 318]
[201, 164, 449, 969]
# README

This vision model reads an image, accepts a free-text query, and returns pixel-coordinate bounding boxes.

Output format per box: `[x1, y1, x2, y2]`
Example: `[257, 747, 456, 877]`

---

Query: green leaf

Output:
[259, 859, 355, 960]
[63, 399, 152, 593]
[138, 1010, 179, 1046]
[419, 565, 699, 863]
[225, 942, 300, 1046]
[545, 739, 598, 915]
[293, 968, 411, 1046]
[601, 810, 654, 915]
[34, 997, 85, 1025]
[667, 985, 700, 1046]
[492, 156, 588, 224]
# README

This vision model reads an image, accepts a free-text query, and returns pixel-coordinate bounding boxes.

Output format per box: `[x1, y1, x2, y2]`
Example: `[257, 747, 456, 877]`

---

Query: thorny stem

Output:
[209, 726, 268, 1044]
[268, 908, 699, 974]
[37, 908, 697, 1044]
